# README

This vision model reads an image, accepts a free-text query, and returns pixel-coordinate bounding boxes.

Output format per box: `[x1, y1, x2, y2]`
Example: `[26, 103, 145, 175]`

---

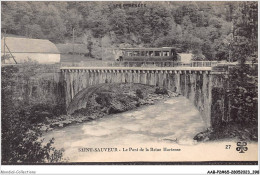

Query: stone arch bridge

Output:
[59, 66, 228, 128]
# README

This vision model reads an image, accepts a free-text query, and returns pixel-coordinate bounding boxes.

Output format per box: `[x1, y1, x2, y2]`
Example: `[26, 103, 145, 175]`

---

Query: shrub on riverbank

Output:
[2, 65, 65, 164]
[95, 92, 140, 114]
[155, 87, 169, 95]
[194, 122, 257, 142]
[194, 65, 258, 142]
[136, 89, 144, 99]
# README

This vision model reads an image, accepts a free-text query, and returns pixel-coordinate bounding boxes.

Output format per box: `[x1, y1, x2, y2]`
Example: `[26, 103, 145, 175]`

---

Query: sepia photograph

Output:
[0, 0, 258, 173]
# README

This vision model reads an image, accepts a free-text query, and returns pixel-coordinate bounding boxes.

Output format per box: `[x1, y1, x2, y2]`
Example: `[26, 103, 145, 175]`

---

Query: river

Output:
[43, 95, 257, 162]
[44, 96, 207, 162]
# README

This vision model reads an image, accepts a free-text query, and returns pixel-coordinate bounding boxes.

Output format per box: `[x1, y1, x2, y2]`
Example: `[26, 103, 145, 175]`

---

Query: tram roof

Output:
[120, 47, 176, 51]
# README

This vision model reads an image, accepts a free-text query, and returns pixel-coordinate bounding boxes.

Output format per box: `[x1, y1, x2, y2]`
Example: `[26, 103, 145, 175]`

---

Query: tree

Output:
[232, 2, 257, 63]
[1, 1, 256, 61]
[109, 8, 127, 37]
[82, 30, 94, 57]
[27, 24, 44, 39]
[223, 2, 258, 139]
[84, 5, 109, 38]
[1, 65, 65, 163]
[227, 66, 258, 124]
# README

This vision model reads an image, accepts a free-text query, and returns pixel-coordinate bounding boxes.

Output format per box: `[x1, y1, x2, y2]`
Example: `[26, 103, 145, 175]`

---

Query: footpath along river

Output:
[43, 95, 211, 162]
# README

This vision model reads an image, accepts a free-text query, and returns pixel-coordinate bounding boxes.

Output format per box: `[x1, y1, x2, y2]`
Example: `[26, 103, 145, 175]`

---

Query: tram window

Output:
[171, 50, 176, 56]
[127, 51, 132, 56]
[149, 51, 154, 56]
[155, 51, 161, 56]
[163, 51, 170, 56]
[133, 51, 140, 56]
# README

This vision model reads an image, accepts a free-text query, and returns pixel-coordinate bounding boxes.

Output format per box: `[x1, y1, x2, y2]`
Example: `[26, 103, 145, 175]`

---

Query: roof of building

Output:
[1, 37, 60, 54]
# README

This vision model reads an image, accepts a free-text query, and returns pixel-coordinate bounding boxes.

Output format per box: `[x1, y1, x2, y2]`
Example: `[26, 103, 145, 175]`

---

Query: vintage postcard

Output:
[1, 0, 258, 174]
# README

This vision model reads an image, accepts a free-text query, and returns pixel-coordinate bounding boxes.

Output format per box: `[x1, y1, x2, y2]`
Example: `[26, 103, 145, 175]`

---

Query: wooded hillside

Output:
[1, 1, 257, 61]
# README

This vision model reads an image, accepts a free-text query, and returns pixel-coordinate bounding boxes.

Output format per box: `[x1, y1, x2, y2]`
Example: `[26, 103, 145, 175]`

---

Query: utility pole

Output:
[3, 29, 7, 64]
[72, 28, 75, 65]
[2, 29, 17, 64]
[229, 22, 233, 63]
[101, 37, 103, 60]
[3, 34, 6, 64]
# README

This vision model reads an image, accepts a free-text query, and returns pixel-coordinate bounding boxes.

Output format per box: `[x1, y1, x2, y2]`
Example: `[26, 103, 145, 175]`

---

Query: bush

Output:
[2, 102, 65, 163]
[136, 89, 144, 99]
[95, 93, 111, 107]
[155, 88, 168, 95]
[18, 103, 65, 124]
[227, 66, 258, 125]
[2, 65, 65, 164]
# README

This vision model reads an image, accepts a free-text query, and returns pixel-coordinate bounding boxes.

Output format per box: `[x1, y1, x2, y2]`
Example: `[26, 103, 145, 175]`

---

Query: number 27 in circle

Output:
[226, 145, 231, 149]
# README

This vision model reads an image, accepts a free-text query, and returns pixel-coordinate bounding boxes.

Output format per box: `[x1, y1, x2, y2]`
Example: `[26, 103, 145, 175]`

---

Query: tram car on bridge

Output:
[117, 47, 179, 62]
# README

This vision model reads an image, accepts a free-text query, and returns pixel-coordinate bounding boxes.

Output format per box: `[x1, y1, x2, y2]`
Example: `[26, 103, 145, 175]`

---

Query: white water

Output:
[43, 96, 208, 162]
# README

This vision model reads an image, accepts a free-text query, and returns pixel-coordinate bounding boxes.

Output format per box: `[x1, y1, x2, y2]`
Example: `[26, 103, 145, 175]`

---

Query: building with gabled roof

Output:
[1, 37, 60, 64]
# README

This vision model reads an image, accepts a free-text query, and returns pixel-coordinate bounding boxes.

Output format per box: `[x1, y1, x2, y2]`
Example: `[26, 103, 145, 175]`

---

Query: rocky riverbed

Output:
[39, 83, 179, 132]
[193, 122, 258, 142]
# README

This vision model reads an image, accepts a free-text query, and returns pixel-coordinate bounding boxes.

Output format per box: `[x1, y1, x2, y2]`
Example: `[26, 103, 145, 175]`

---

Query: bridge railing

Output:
[60, 61, 218, 68]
